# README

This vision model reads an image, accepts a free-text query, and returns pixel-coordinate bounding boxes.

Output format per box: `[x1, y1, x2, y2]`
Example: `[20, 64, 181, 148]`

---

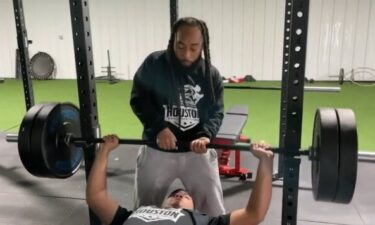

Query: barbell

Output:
[6, 102, 357, 204]
[224, 85, 341, 92]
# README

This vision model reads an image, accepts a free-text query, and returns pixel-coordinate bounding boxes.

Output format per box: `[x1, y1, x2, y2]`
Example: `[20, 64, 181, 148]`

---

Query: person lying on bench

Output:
[86, 134, 274, 225]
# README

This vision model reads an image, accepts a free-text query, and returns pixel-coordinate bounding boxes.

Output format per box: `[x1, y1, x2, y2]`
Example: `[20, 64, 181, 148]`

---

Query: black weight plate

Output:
[333, 109, 358, 203]
[18, 104, 46, 176]
[29, 103, 60, 177]
[30, 102, 83, 178]
[311, 108, 340, 202]
[46, 103, 83, 178]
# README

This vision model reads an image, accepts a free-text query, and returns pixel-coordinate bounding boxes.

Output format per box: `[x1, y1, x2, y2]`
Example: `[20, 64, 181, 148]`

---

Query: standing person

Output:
[130, 17, 225, 216]
[86, 135, 274, 225]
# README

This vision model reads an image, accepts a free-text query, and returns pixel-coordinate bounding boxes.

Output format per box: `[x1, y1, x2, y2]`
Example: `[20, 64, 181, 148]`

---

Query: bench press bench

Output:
[212, 105, 252, 180]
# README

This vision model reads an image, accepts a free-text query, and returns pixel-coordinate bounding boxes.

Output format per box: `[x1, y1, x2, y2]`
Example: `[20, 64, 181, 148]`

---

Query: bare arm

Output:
[229, 143, 274, 225]
[86, 135, 120, 225]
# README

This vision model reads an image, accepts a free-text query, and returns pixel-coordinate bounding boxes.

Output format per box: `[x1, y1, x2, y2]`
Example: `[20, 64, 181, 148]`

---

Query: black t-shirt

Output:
[110, 206, 230, 225]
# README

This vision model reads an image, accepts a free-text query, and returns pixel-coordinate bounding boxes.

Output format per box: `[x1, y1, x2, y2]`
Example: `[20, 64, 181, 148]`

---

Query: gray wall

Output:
[1, 0, 375, 81]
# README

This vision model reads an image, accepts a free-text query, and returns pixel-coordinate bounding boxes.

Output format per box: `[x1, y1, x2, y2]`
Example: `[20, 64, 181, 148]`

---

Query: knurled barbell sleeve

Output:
[6, 134, 18, 142]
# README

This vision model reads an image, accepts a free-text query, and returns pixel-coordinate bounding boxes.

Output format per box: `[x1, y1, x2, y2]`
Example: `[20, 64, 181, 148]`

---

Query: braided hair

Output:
[167, 17, 216, 103]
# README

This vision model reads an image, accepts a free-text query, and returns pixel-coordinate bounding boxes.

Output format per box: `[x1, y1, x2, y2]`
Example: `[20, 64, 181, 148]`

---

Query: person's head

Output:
[162, 189, 194, 210]
[167, 17, 216, 103]
[168, 17, 210, 68]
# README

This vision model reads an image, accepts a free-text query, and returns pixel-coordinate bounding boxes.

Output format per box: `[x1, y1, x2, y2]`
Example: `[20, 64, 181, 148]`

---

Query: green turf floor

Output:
[0, 79, 374, 151]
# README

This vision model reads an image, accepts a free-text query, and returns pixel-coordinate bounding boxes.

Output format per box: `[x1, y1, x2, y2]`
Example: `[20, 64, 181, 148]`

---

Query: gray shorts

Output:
[134, 145, 225, 216]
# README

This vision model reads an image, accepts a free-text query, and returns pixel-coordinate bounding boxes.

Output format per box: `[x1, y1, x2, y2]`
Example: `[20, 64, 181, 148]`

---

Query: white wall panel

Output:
[1, 0, 374, 81]
[0, 0, 170, 79]
[262, 0, 277, 79]
[306, 0, 323, 79]
[252, 0, 266, 79]
[365, 1, 375, 78]
[221, 0, 235, 76]
[306, 0, 375, 81]
[341, 0, 359, 74]
[329, 0, 346, 76]
[318, 0, 335, 78]
[272, 0, 285, 80]
[232, 0, 244, 76]
[242, 0, 256, 78]
[166, 0, 285, 79]
[0, 0, 17, 77]
[89, 0, 170, 80]
[207, 0, 224, 71]
[24, 0, 74, 78]
[352, 0, 371, 80]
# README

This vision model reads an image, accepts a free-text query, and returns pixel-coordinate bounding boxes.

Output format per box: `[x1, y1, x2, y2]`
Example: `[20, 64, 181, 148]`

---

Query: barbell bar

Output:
[5, 102, 357, 204]
[74, 138, 309, 156]
[224, 85, 341, 92]
[5, 134, 309, 156]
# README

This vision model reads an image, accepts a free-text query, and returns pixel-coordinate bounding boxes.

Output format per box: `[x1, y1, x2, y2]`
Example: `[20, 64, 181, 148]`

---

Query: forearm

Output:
[229, 157, 273, 225]
[246, 159, 273, 220]
[86, 147, 109, 201]
[86, 147, 119, 225]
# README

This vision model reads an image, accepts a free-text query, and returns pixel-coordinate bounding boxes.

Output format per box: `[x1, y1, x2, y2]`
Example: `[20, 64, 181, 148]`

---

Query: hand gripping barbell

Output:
[6, 102, 357, 204]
